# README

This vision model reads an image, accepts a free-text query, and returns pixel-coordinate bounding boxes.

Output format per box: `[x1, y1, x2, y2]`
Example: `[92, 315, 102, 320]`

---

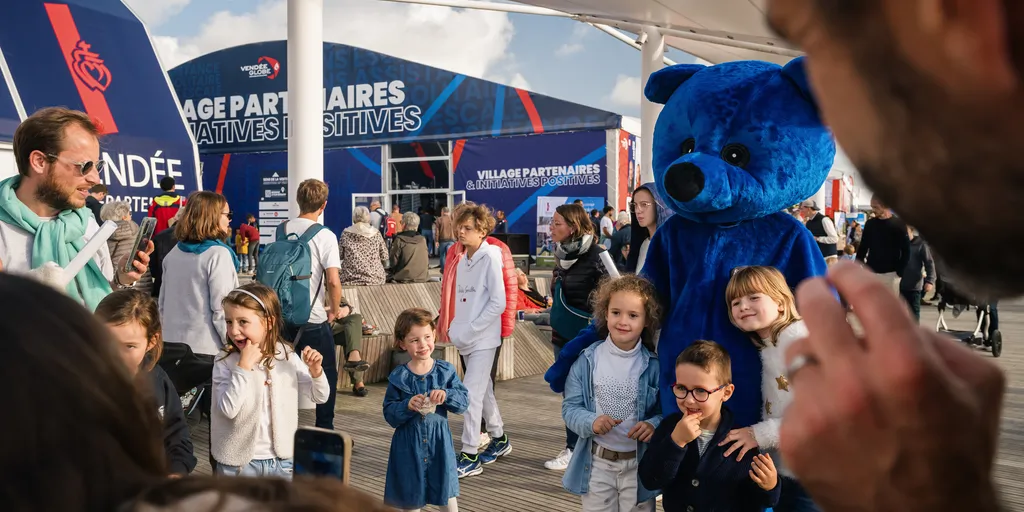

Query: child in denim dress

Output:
[384, 308, 469, 512]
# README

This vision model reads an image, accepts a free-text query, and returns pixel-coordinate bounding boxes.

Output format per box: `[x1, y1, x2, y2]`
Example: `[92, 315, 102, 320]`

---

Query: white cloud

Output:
[607, 75, 641, 107]
[123, 0, 191, 27]
[149, 0, 520, 86]
[508, 73, 531, 90]
[555, 43, 584, 57]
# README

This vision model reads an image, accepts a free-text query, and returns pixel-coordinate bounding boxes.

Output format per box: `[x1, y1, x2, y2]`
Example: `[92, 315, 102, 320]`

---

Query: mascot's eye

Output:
[680, 138, 696, 155]
[720, 143, 751, 168]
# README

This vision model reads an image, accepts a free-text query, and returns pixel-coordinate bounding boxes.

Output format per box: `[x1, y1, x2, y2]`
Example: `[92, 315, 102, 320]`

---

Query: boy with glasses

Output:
[638, 340, 780, 511]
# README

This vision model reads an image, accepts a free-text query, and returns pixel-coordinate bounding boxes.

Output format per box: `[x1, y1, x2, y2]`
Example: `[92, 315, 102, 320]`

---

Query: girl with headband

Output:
[210, 283, 330, 478]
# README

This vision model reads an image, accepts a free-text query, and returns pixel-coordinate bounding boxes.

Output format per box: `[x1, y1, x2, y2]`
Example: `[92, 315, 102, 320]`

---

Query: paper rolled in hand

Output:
[599, 250, 621, 279]
[59, 220, 118, 287]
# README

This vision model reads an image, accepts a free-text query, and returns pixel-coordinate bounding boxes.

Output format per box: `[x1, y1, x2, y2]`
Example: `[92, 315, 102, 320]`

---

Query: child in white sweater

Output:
[722, 266, 820, 512]
[212, 283, 329, 478]
[447, 204, 510, 479]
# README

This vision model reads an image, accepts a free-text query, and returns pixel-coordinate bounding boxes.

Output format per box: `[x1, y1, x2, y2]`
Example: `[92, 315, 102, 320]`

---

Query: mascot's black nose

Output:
[664, 162, 705, 203]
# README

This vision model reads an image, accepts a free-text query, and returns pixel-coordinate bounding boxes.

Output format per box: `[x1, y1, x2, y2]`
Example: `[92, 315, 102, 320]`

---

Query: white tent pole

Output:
[589, 23, 676, 66]
[376, 0, 801, 58]
[287, 0, 325, 219]
[640, 26, 664, 185]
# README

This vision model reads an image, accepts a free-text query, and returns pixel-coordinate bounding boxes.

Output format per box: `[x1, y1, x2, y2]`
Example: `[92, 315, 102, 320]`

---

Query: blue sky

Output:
[129, 0, 698, 119]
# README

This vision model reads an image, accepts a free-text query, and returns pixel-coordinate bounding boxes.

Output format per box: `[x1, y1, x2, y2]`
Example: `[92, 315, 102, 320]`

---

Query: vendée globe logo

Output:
[240, 56, 281, 80]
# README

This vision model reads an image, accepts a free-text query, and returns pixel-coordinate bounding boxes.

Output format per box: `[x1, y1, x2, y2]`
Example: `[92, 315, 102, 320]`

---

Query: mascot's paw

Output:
[27, 262, 68, 293]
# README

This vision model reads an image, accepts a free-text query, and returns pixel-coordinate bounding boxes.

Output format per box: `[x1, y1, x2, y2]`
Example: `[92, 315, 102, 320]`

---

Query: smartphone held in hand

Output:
[123, 217, 157, 274]
[293, 427, 352, 483]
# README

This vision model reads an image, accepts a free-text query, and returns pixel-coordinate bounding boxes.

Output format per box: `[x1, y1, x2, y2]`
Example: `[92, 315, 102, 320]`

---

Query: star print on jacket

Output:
[776, 375, 790, 392]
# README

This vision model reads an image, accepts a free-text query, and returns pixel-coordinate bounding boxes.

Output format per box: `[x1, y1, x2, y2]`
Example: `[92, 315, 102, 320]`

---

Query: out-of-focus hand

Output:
[781, 262, 1004, 512]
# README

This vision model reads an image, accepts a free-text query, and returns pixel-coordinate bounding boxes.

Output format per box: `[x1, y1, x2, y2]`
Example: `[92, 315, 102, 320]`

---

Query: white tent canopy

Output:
[512, 0, 797, 64]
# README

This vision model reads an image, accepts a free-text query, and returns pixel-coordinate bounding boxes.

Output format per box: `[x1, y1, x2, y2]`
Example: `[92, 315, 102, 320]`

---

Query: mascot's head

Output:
[645, 57, 835, 224]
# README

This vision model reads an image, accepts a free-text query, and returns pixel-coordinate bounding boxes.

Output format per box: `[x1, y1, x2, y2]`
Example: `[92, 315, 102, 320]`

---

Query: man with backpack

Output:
[256, 179, 343, 430]
[148, 177, 186, 233]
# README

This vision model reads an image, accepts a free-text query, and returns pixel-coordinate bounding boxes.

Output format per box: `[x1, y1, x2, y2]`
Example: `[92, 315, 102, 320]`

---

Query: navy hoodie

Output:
[149, 365, 197, 475]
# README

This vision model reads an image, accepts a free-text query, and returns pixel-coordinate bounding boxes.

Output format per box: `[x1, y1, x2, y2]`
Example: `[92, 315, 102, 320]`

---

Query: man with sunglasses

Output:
[764, 1, 1015, 511]
[0, 107, 152, 310]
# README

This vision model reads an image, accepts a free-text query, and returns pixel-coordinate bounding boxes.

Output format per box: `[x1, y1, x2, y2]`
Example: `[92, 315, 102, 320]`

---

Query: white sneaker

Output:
[544, 448, 573, 470]
[477, 432, 492, 451]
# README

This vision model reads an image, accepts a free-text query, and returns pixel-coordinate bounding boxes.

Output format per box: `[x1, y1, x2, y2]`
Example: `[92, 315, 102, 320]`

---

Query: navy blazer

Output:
[638, 406, 780, 512]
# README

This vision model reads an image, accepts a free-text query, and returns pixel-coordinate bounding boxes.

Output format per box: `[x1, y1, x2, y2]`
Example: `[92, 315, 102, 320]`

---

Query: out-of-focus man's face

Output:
[766, 0, 1024, 297]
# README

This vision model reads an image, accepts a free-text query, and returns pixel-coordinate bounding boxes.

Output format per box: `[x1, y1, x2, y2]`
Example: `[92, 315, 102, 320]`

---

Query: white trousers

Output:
[403, 497, 458, 512]
[876, 271, 901, 294]
[460, 347, 503, 455]
[580, 457, 654, 512]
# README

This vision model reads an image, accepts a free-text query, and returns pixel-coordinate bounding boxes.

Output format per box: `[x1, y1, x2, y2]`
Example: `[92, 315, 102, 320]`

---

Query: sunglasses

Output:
[47, 153, 106, 175]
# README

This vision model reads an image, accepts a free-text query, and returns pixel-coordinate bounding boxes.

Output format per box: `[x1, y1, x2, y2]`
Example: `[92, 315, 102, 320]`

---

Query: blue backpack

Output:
[255, 222, 325, 336]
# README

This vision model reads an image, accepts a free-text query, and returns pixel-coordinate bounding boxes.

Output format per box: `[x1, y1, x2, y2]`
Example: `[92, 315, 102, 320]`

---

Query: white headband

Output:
[231, 288, 267, 313]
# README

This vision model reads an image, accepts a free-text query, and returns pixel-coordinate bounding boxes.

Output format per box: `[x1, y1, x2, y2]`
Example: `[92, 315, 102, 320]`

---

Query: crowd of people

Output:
[2, 1, 1021, 509]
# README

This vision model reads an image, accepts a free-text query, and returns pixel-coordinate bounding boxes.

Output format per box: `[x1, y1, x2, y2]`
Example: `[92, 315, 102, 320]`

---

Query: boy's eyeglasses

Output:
[672, 383, 728, 402]
[47, 153, 106, 176]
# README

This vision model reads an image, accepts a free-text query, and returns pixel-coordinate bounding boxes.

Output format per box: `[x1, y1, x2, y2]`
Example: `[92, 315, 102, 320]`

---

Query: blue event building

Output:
[168, 40, 641, 253]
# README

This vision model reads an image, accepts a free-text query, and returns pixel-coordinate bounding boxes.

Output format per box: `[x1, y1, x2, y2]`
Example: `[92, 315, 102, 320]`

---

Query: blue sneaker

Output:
[478, 434, 511, 464]
[456, 452, 483, 478]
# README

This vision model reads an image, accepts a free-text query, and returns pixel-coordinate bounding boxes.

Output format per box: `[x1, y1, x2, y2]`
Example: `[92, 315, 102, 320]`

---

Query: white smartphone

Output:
[293, 427, 352, 482]
[122, 217, 157, 275]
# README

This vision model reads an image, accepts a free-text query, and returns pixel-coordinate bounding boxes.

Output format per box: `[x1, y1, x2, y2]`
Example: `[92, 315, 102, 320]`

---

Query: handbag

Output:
[549, 279, 592, 340]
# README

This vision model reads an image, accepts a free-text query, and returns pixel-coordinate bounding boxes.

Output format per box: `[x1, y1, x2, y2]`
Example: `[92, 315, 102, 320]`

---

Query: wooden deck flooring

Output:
[190, 298, 1024, 511]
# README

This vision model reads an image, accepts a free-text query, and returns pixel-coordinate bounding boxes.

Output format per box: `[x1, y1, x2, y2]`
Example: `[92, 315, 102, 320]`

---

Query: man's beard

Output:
[35, 169, 80, 212]
[841, 33, 1024, 299]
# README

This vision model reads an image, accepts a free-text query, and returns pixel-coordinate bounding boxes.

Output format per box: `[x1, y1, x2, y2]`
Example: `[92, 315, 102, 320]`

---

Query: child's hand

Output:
[671, 412, 703, 447]
[627, 421, 656, 442]
[237, 341, 263, 371]
[301, 346, 324, 378]
[428, 389, 446, 405]
[592, 415, 622, 435]
[407, 394, 425, 412]
[720, 427, 760, 460]
[749, 453, 778, 491]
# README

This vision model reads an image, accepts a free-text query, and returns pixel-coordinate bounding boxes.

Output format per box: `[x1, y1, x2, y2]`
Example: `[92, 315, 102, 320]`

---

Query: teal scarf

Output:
[0, 176, 112, 310]
[177, 239, 240, 271]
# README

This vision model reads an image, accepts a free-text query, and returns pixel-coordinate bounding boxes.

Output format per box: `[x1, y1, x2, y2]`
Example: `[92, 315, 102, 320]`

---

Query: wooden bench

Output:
[331, 282, 554, 387]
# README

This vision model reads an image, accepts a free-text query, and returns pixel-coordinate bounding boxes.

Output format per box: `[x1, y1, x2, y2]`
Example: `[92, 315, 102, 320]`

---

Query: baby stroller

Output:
[934, 272, 1002, 358]
[158, 342, 215, 426]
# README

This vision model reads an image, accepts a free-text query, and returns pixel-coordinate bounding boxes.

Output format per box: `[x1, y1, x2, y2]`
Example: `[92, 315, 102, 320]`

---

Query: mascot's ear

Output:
[644, 64, 705, 105]
[781, 56, 819, 108]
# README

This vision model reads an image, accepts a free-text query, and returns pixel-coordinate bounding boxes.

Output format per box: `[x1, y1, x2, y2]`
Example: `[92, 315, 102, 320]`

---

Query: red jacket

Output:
[148, 193, 185, 233]
[238, 223, 260, 244]
[437, 237, 517, 342]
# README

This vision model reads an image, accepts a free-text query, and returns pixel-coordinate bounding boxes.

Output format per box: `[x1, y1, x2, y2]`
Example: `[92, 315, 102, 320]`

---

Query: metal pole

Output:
[287, 0, 324, 219]
[589, 24, 677, 66]
[640, 26, 665, 185]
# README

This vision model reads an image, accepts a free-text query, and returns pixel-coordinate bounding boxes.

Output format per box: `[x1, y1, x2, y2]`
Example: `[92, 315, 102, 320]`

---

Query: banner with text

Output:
[454, 130, 607, 253]
[0, 0, 201, 220]
[168, 40, 620, 153]
[204, 147, 381, 237]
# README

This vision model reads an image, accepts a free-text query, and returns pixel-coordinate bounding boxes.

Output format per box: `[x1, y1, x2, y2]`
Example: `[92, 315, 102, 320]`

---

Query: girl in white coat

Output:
[211, 283, 329, 478]
[720, 265, 820, 512]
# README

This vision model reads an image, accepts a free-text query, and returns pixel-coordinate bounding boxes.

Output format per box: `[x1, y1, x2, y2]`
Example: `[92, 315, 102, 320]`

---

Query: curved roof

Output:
[514, 0, 797, 64]
[169, 40, 622, 154]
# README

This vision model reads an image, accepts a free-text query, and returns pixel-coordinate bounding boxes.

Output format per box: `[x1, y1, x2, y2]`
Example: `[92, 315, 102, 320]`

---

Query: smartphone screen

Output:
[123, 217, 157, 274]
[294, 427, 351, 482]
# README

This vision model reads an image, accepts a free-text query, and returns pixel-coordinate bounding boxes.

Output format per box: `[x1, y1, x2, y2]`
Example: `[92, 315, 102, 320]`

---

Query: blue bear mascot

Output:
[546, 57, 835, 428]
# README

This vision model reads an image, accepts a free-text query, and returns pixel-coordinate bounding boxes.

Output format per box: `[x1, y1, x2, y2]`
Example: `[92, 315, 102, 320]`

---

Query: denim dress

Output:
[383, 360, 469, 509]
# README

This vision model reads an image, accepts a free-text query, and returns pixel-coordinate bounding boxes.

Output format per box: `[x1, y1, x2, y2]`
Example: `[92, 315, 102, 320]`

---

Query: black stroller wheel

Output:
[991, 330, 1003, 358]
